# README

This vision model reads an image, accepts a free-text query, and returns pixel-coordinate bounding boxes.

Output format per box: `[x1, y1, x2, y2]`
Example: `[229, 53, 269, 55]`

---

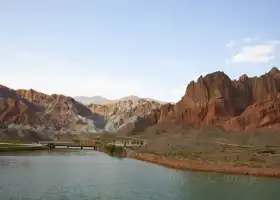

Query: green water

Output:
[0, 150, 279, 200]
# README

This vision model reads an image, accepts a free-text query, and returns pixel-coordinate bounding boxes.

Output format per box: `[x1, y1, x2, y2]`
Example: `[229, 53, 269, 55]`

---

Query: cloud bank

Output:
[226, 37, 279, 64]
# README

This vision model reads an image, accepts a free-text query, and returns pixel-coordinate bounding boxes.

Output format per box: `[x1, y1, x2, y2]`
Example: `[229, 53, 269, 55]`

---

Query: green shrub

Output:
[103, 144, 125, 156]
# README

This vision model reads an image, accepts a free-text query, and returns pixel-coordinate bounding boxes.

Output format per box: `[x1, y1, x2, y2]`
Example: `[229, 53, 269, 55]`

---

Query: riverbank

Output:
[0, 142, 47, 152]
[133, 153, 280, 178]
[0, 146, 46, 152]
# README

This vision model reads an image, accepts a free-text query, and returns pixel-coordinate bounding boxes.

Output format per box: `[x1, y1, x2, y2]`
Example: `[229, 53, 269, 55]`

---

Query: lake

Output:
[0, 150, 279, 200]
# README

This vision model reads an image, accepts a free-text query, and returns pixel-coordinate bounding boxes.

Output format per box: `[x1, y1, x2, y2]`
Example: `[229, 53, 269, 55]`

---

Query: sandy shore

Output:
[133, 153, 280, 178]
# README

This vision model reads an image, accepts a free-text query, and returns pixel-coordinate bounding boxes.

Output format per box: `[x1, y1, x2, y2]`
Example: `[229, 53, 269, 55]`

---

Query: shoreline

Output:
[0, 146, 47, 152]
[133, 153, 280, 178]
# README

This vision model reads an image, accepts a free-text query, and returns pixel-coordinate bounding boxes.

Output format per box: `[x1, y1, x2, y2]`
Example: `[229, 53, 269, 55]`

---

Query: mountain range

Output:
[74, 96, 109, 105]
[1, 66, 280, 140]
[74, 95, 166, 105]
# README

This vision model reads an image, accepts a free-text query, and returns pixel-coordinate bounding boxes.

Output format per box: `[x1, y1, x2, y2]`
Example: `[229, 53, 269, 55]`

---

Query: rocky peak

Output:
[150, 66, 280, 132]
[269, 66, 279, 75]
[16, 89, 48, 104]
[239, 74, 248, 81]
[183, 71, 233, 109]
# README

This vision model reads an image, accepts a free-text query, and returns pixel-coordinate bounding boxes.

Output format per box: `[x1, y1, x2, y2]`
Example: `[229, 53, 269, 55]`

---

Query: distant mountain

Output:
[88, 98, 163, 132]
[105, 95, 167, 105]
[117, 95, 140, 101]
[104, 95, 141, 104]
[74, 95, 167, 105]
[74, 96, 109, 105]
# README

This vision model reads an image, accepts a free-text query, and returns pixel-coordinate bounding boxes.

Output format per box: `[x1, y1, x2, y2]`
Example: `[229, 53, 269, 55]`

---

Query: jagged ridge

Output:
[147, 66, 280, 132]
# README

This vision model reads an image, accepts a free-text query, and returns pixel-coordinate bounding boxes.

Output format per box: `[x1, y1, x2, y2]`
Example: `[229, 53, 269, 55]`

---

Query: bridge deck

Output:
[39, 141, 76, 145]
[39, 141, 99, 146]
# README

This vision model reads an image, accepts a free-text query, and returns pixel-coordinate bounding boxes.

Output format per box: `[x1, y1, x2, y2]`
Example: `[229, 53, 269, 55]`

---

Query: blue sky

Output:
[0, 0, 280, 102]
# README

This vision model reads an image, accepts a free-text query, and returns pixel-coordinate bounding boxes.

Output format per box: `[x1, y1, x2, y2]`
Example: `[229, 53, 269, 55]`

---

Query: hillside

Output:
[88, 99, 162, 132]
[2, 66, 280, 140]
[0, 86, 162, 139]
[138, 66, 280, 136]
[0, 86, 101, 134]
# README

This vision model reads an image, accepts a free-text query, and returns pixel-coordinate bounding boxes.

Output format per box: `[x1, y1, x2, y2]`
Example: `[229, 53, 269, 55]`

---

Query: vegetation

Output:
[0, 140, 33, 144]
[103, 144, 126, 157]
[0, 140, 45, 152]
[0, 143, 21, 147]
[136, 130, 280, 169]
[0, 145, 45, 152]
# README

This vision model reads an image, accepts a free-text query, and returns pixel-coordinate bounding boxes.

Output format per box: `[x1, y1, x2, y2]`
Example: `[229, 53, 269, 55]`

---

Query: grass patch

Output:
[0, 140, 33, 144]
[0, 144, 22, 147]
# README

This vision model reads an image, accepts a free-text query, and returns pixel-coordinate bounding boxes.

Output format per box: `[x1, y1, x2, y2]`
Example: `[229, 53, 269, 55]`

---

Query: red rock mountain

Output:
[148, 67, 280, 132]
[0, 85, 42, 126]
[0, 86, 96, 130]
[2, 67, 280, 134]
[0, 85, 162, 134]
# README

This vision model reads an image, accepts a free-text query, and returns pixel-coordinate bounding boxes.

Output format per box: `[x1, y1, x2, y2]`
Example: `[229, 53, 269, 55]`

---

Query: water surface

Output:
[0, 150, 279, 200]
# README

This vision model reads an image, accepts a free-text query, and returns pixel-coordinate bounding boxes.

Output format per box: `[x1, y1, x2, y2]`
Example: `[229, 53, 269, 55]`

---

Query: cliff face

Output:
[0, 85, 42, 126]
[16, 89, 95, 126]
[149, 67, 280, 132]
[88, 99, 162, 132]
[0, 86, 99, 132]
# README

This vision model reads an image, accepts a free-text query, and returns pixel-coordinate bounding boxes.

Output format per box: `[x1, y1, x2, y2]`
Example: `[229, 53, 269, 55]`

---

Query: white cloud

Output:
[231, 43, 276, 63]
[226, 36, 280, 64]
[225, 40, 236, 48]
[226, 35, 259, 49]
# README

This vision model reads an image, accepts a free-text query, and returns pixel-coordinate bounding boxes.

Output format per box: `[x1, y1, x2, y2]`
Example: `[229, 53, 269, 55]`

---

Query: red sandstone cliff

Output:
[148, 67, 280, 132]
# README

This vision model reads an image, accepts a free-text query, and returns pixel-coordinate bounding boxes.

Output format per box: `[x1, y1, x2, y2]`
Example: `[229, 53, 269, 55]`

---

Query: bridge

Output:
[38, 135, 148, 150]
[38, 140, 101, 150]
[104, 136, 149, 147]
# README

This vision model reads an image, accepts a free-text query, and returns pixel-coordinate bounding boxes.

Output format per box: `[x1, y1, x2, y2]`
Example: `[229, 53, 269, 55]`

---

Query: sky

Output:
[0, 0, 280, 102]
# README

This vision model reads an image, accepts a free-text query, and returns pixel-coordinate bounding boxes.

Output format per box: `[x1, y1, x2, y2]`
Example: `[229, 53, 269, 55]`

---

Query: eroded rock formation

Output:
[2, 66, 280, 135]
[88, 99, 162, 132]
[148, 67, 280, 132]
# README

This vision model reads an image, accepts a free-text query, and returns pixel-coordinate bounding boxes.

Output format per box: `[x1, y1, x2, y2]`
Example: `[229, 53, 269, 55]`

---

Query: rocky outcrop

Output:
[0, 86, 100, 132]
[148, 67, 280, 132]
[0, 85, 42, 126]
[223, 97, 280, 131]
[147, 71, 236, 126]
[88, 99, 162, 132]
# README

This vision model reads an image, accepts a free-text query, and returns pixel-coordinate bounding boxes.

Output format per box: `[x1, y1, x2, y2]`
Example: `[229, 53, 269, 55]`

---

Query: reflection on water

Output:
[0, 150, 279, 200]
